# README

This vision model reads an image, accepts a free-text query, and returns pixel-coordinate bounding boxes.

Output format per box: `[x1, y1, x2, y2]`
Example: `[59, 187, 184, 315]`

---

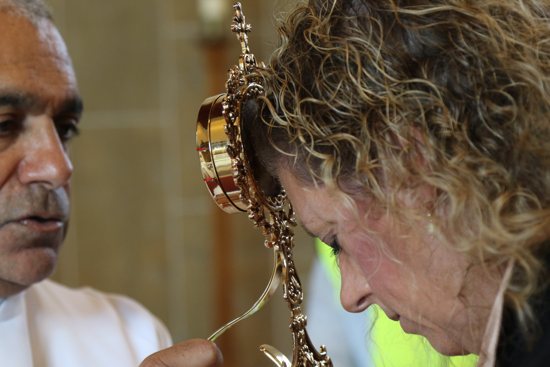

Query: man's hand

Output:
[140, 339, 223, 367]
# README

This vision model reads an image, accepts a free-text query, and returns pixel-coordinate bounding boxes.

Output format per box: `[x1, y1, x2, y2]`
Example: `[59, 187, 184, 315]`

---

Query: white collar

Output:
[477, 260, 514, 367]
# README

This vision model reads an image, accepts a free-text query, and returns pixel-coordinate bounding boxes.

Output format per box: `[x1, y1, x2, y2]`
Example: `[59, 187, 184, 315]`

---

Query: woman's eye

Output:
[328, 238, 342, 256]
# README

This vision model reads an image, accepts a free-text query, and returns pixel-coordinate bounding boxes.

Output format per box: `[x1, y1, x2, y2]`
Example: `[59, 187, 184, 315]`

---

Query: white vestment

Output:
[0, 279, 172, 366]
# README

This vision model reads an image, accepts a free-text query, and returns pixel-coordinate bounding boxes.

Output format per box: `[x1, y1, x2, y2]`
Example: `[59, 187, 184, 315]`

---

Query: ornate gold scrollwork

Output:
[195, 3, 332, 366]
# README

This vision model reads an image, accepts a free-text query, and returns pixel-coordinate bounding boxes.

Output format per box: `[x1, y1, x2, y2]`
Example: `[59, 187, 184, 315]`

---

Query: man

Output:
[0, 1, 171, 365]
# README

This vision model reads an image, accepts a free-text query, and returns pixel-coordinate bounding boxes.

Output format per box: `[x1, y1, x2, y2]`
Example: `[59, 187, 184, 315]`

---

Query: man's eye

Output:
[0, 116, 23, 135]
[56, 119, 80, 142]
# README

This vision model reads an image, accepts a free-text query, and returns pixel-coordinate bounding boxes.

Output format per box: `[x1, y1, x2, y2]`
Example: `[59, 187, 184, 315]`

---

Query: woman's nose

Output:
[339, 254, 372, 313]
[18, 116, 73, 188]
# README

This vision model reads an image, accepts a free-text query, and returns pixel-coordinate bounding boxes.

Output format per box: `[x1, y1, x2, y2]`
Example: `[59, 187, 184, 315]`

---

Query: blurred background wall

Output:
[46, 0, 318, 366]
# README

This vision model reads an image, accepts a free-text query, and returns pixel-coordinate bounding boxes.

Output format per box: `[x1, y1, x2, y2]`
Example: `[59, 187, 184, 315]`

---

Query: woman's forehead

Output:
[279, 169, 355, 235]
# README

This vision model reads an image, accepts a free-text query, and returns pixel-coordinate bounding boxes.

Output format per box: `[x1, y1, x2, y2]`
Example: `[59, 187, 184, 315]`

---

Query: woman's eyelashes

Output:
[328, 237, 342, 256]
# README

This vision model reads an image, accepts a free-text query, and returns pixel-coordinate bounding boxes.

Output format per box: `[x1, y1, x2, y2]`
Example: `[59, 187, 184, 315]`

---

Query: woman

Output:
[142, 0, 550, 366]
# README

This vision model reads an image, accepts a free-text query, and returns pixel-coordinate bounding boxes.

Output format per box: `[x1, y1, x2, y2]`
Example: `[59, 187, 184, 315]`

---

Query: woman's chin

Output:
[401, 320, 471, 356]
[423, 332, 471, 356]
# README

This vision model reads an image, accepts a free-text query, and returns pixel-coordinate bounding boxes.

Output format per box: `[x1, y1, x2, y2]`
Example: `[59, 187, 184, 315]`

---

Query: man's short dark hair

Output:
[0, 0, 52, 23]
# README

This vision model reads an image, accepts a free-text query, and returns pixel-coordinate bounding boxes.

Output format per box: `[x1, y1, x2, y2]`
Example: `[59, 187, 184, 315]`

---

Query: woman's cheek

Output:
[359, 253, 409, 302]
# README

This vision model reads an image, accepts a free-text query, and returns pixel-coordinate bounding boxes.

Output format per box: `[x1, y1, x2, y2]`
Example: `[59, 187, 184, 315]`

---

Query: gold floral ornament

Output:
[195, 3, 333, 366]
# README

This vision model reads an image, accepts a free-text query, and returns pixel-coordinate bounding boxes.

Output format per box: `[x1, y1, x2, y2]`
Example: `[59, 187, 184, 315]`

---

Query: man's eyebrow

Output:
[0, 92, 36, 109]
[0, 91, 84, 117]
[58, 95, 84, 116]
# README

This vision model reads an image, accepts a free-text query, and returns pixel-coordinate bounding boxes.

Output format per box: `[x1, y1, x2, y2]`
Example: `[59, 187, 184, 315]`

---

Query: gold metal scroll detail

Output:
[202, 3, 333, 366]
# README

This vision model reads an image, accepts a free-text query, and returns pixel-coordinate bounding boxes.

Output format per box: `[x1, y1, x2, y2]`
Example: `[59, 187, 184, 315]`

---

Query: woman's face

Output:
[278, 169, 497, 355]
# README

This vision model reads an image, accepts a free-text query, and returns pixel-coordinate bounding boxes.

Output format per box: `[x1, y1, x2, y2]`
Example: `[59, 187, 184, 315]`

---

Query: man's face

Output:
[0, 11, 82, 297]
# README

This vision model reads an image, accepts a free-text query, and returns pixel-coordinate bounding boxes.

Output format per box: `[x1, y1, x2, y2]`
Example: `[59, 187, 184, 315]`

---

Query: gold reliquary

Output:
[195, 2, 333, 366]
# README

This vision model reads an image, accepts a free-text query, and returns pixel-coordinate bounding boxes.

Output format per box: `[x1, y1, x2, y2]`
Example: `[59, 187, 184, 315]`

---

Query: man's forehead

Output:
[0, 10, 68, 59]
[0, 9, 80, 115]
[0, 9, 77, 97]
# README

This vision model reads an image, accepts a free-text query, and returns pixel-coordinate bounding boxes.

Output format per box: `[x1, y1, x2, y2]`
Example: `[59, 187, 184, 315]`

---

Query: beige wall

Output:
[47, 0, 316, 366]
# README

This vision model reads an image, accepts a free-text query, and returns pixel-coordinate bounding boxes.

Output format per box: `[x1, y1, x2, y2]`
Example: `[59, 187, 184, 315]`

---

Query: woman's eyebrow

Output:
[299, 221, 318, 239]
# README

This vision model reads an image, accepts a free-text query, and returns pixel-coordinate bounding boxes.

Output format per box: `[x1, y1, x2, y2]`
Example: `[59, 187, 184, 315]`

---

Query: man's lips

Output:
[4, 214, 66, 233]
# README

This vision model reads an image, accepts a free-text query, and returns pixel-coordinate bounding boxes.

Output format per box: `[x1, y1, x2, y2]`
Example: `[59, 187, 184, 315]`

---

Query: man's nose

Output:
[18, 116, 73, 188]
[339, 254, 372, 313]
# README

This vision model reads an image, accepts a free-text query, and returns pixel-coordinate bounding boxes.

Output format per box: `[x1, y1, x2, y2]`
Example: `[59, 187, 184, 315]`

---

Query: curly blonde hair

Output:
[249, 0, 550, 328]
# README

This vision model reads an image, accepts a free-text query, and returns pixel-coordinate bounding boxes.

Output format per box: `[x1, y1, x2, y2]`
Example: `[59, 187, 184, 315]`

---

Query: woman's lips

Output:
[387, 313, 400, 321]
[380, 306, 400, 321]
